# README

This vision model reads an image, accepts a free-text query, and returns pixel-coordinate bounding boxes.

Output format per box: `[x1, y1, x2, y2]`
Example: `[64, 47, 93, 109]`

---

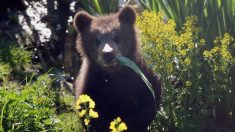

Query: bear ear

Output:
[118, 6, 136, 25]
[73, 11, 93, 33]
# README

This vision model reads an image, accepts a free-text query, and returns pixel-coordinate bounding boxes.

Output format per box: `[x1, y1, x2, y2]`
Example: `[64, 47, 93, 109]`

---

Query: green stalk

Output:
[152, 0, 157, 12]
[93, 0, 102, 14]
[0, 100, 8, 131]
[116, 56, 155, 100]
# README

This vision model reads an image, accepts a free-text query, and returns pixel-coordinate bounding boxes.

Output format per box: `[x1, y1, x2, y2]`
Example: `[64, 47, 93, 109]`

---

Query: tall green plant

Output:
[138, 0, 235, 41]
[79, 0, 120, 14]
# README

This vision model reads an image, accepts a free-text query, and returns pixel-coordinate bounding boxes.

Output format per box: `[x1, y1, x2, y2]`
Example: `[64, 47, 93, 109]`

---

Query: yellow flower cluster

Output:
[75, 94, 98, 126]
[203, 33, 235, 72]
[185, 81, 192, 87]
[109, 117, 128, 132]
[76, 95, 129, 131]
[136, 11, 203, 76]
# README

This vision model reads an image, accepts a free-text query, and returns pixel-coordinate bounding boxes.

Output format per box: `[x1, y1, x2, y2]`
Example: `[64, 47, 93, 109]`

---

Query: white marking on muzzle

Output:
[103, 44, 113, 53]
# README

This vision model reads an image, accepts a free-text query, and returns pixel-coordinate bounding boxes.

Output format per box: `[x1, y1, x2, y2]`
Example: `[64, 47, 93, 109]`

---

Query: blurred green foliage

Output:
[0, 38, 31, 70]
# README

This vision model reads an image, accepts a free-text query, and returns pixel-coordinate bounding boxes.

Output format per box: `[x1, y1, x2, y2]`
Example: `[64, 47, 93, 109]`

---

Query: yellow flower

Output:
[109, 117, 128, 132]
[137, 11, 199, 75]
[78, 109, 87, 117]
[75, 94, 99, 128]
[75, 103, 81, 109]
[203, 33, 235, 73]
[199, 39, 205, 45]
[203, 51, 212, 59]
[109, 121, 116, 131]
[221, 33, 234, 46]
[221, 50, 232, 60]
[180, 50, 187, 57]
[114, 117, 121, 123]
[84, 119, 90, 126]
[77, 94, 92, 104]
[185, 81, 192, 87]
[89, 100, 95, 109]
[117, 122, 128, 132]
[75, 95, 91, 110]
[211, 47, 219, 53]
[76, 94, 96, 110]
[89, 109, 98, 118]
[184, 58, 191, 65]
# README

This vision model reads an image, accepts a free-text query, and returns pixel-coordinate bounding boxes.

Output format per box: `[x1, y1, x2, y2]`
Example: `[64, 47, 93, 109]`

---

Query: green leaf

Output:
[116, 56, 156, 100]
[44, 119, 53, 125]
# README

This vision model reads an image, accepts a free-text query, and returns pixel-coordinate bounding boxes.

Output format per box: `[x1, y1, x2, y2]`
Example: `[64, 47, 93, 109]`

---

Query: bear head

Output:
[73, 6, 139, 71]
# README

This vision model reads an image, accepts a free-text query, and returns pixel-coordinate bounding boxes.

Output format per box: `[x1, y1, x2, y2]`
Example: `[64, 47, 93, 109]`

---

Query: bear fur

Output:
[73, 6, 162, 132]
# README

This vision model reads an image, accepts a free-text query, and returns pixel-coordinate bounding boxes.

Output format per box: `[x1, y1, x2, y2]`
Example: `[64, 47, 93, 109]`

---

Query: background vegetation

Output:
[0, 0, 234, 131]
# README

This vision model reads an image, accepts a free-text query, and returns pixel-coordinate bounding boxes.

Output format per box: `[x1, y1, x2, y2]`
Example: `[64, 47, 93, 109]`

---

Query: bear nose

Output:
[102, 44, 115, 63]
[103, 52, 114, 63]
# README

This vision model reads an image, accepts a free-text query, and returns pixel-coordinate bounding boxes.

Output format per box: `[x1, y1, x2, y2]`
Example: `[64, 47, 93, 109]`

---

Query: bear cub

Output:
[73, 6, 162, 132]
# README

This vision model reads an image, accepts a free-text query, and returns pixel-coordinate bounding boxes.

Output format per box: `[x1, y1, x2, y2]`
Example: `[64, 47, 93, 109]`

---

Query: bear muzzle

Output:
[102, 44, 116, 64]
[103, 52, 115, 63]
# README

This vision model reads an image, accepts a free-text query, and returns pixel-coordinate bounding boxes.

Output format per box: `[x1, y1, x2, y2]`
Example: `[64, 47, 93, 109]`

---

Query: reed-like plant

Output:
[138, 0, 235, 41]
[79, 0, 120, 14]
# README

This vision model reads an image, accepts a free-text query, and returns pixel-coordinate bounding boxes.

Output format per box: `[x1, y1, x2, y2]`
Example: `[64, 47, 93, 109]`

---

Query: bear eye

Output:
[95, 38, 101, 46]
[113, 35, 119, 43]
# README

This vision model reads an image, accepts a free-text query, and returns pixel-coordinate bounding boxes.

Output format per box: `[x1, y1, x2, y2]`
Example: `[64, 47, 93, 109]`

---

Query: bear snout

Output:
[98, 43, 120, 68]
[102, 44, 116, 64]
[103, 52, 114, 63]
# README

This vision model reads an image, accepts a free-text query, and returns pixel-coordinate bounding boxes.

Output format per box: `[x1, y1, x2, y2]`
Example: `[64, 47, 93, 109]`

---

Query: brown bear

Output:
[73, 6, 162, 132]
